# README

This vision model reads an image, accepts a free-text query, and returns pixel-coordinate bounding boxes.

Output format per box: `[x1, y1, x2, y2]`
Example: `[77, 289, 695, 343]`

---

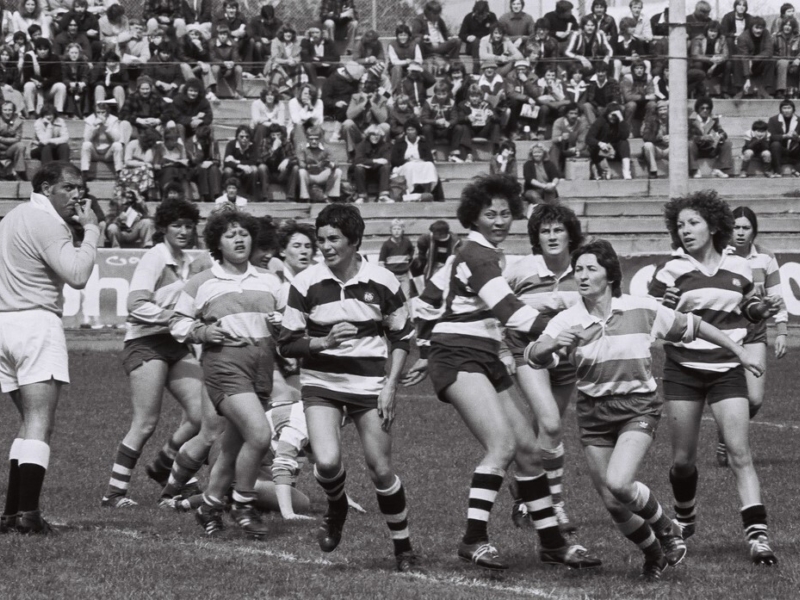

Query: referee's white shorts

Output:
[0, 310, 69, 393]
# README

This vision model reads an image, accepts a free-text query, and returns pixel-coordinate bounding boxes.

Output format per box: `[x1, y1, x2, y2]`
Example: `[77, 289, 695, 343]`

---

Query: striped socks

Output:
[625, 482, 674, 539]
[463, 466, 504, 545]
[516, 473, 564, 550]
[105, 443, 141, 500]
[670, 467, 698, 530]
[315, 465, 348, 514]
[541, 443, 565, 505]
[741, 504, 768, 542]
[161, 451, 204, 498]
[613, 513, 662, 560]
[376, 475, 412, 555]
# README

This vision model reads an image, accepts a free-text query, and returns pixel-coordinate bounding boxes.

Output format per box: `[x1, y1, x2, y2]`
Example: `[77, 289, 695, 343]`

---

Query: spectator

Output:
[342, 73, 390, 159]
[0, 100, 25, 180]
[768, 98, 800, 175]
[448, 61, 470, 104]
[155, 127, 192, 199]
[390, 119, 440, 200]
[300, 26, 337, 88]
[586, 101, 631, 179]
[287, 82, 324, 151]
[378, 219, 415, 301]
[565, 15, 613, 76]
[687, 0, 713, 40]
[169, 78, 212, 151]
[119, 126, 161, 199]
[61, 42, 90, 118]
[212, 0, 250, 71]
[143, 0, 185, 38]
[210, 23, 243, 99]
[734, 17, 775, 98]
[653, 64, 669, 100]
[460, 1, 498, 75]
[523, 18, 559, 77]
[476, 58, 506, 105]
[410, 0, 460, 68]
[119, 74, 168, 143]
[650, 7, 669, 57]
[741, 119, 775, 177]
[688, 21, 730, 98]
[107, 189, 156, 248]
[52, 16, 91, 59]
[0, 46, 24, 117]
[22, 38, 65, 115]
[688, 96, 733, 178]
[354, 29, 385, 68]
[321, 61, 363, 139]
[12, 0, 51, 41]
[490, 139, 517, 177]
[411, 219, 459, 283]
[252, 85, 288, 148]
[296, 126, 341, 202]
[264, 23, 301, 91]
[118, 19, 151, 84]
[181, 0, 214, 40]
[544, 0, 579, 53]
[772, 3, 796, 35]
[533, 65, 570, 135]
[565, 68, 589, 112]
[641, 99, 669, 178]
[148, 41, 184, 99]
[400, 60, 434, 110]
[589, 0, 618, 42]
[549, 102, 588, 171]
[353, 124, 393, 203]
[247, 5, 282, 68]
[31, 103, 68, 162]
[215, 176, 247, 207]
[58, 0, 101, 60]
[179, 23, 215, 94]
[421, 81, 458, 161]
[627, 0, 652, 44]
[92, 51, 128, 110]
[503, 59, 538, 138]
[498, 0, 535, 42]
[81, 100, 123, 181]
[584, 62, 621, 123]
[99, 4, 132, 55]
[453, 83, 502, 162]
[773, 16, 800, 97]
[188, 123, 222, 202]
[721, 0, 752, 58]
[620, 60, 656, 134]
[389, 93, 416, 139]
[259, 123, 298, 202]
[223, 124, 269, 202]
[613, 16, 649, 81]
[320, 0, 359, 56]
[522, 143, 560, 206]
[479, 22, 523, 77]
[388, 23, 423, 92]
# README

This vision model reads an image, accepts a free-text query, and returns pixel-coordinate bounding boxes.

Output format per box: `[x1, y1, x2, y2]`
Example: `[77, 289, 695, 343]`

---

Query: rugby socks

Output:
[105, 443, 141, 499]
[541, 443, 565, 505]
[17, 440, 50, 513]
[626, 482, 674, 539]
[150, 440, 180, 480]
[670, 467, 698, 529]
[3, 438, 22, 516]
[463, 466, 504, 545]
[376, 475, 412, 555]
[613, 514, 662, 560]
[315, 465, 348, 514]
[161, 451, 204, 499]
[232, 489, 256, 508]
[741, 504, 769, 542]
[515, 473, 563, 550]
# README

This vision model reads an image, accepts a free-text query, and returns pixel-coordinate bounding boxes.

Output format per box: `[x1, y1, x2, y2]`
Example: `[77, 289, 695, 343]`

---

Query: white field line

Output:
[83, 526, 580, 599]
[701, 416, 800, 430]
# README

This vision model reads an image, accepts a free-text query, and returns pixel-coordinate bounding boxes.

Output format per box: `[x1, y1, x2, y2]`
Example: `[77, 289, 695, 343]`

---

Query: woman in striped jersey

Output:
[421, 174, 601, 572]
[504, 204, 584, 532]
[527, 239, 763, 580]
[278, 204, 420, 573]
[170, 210, 284, 539]
[715, 206, 788, 466]
[102, 200, 205, 509]
[649, 191, 781, 565]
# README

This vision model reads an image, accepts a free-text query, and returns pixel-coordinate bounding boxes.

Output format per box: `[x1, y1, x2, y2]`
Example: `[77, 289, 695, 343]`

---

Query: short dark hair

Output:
[204, 210, 260, 262]
[254, 216, 280, 254]
[457, 174, 523, 229]
[429, 220, 450, 235]
[751, 119, 768, 131]
[315, 203, 365, 249]
[32, 161, 81, 193]
[732, 205, 759, 238]
[278, 219, 317, 255]
[663, 190, 734, 253]
[234, 124, 252, 139]
[751, 16, 766, 28]
[571, 239, 622, 297]
[224, 176, 240, 190]
[38, 103, 58, 118]
[694, 96, 713, 112]
[154, 199, 199, 231]
[33, 38, 51, 51]
[527, 204, 584, 253]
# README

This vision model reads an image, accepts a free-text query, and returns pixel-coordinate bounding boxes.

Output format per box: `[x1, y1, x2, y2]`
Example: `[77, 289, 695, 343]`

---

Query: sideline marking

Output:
[702, 416, 800, 431]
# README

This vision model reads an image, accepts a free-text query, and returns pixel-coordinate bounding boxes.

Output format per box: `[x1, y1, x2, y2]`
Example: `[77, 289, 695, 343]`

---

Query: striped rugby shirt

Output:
[430, 231, 551, 354]
[278, 258, 413, 402]
[125, 243, 195, 342]
[503, 253, 581, 352]
[648, 248, 762, 372]
[170, 262, 283, 346]
[412, 255, 454, 358]
[532, 295, 701, 398]
[743, 243, 788, 336]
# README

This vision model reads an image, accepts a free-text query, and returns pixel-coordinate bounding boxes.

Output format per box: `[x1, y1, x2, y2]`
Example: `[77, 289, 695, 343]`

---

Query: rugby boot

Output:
[395, 550, 423, 573]
[540, 544, 602, 569]
[230, 502, 269, 539]
[16, 510, 58, 535]
[0, 513, 17, 533]
[749, 534, 778, 566]
[457, 540, 509, 571]
[318, 505, 348, 553]
[641, 554, 668, 582]
[195, 502, 224, 536]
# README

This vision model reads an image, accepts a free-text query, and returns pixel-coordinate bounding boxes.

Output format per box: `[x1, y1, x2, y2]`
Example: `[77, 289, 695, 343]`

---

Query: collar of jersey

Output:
[211, 261, 259, 281]
[29, 191, 67, 225]
[468, 230, 501, 250]
[532, 253, 573, 279]
[671, 245, 735, 276]
[572, 295, 625, 329]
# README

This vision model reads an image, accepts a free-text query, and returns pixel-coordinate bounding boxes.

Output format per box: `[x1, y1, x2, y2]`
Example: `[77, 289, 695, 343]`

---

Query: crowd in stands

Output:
[1, 0, 800, 217]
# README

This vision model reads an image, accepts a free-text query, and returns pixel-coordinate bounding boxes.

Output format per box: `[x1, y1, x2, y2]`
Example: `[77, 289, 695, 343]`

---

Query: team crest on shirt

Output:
[364, 291, 375, 303]
[731, 278, 741, 288]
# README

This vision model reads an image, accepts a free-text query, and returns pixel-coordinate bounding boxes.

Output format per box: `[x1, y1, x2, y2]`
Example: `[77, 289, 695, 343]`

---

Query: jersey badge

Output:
[731, 278, 741, 288]
[364, 291, 375, 303]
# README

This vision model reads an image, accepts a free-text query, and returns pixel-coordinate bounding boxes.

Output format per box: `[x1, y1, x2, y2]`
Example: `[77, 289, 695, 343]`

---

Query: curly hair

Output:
[204, 210, 260, 263]
[154, 199, 200, 231]
[277, 219, 317, 256]
[315, 204, 364, 249]
[254, 215, 280, 254]
[732, 206, 759, 238]
[571, 239, 622, 298]
[527, 204, 584, 253]
[663, 190, 734, 253]
[457, 174, 523, 229]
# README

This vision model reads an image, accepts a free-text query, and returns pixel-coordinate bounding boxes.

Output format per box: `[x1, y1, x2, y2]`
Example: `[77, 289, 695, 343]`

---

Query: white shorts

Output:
[0, 310, 69, 392]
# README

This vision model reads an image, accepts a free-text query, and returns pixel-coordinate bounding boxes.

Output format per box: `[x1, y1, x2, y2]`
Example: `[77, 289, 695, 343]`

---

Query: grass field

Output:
[0, 348, 798, 599]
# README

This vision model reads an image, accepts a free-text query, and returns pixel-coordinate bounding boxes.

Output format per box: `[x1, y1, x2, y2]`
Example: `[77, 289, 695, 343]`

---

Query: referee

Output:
[0, 162, 99, 534]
